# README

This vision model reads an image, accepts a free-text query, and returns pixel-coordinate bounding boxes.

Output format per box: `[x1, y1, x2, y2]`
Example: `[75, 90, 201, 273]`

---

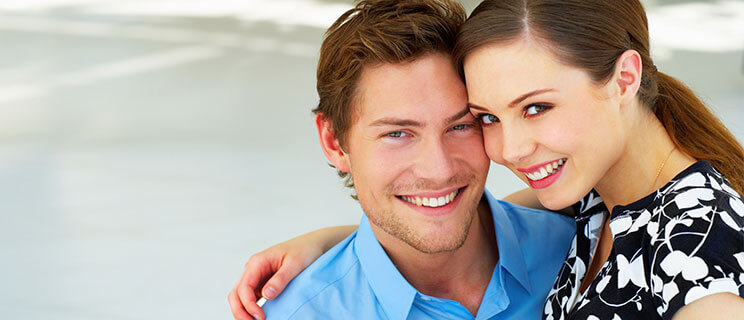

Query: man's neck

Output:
[373, 198, 498, 316]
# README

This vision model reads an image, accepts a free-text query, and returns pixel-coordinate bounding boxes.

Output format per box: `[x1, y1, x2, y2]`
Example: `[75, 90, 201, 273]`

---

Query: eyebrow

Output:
[369, 118, 423, 127]
[445, 107, 472, 123]
[368, 106, 471, 128]
[508, 88, 556, 108]
[467, 103, 489, 112]
[466, 89, 556, 112]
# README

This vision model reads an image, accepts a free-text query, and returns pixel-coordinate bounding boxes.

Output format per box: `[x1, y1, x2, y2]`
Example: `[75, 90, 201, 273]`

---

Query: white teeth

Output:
[525, 158, 567, 181]
[401, 189, 459, 208]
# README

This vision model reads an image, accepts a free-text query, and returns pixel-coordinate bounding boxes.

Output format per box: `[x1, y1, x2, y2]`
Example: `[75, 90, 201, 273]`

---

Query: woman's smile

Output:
[517, 158, 568, 189]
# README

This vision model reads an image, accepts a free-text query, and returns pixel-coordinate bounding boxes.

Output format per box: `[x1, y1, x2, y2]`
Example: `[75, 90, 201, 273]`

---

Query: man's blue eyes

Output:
[385, 124, 471, 139]
[387, 131, 406, 138]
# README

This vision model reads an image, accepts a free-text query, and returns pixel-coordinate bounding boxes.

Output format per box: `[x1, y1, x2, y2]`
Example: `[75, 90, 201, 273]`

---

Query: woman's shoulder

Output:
[657, 161, 743, 218]
[639, 161, 744, 317]
[634, 161, 744, 246]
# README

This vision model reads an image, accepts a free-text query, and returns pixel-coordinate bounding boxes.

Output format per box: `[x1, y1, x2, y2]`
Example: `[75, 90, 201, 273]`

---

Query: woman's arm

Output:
[503, 188, 547, 210]
[503, 188, 573, 216]
[672, 293, 744, 319]
[228, 225, 356, 320]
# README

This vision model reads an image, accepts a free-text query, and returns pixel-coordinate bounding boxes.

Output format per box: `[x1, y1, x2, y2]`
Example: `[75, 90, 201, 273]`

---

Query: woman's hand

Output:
[228, 225, 356, 320]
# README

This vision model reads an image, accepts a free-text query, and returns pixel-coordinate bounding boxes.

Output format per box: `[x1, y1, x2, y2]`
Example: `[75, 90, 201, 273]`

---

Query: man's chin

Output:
[407, 235, 468, 254]
[370, 210, 475, 255]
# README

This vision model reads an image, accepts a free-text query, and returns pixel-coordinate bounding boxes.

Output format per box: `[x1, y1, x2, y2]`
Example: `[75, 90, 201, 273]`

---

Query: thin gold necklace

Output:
[650, 147, 676, 193]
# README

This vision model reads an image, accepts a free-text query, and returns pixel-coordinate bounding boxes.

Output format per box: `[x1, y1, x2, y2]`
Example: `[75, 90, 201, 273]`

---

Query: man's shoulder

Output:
[493, 199, 575, 267]
[262, 230, 387, 319]
[491, 199, 576, 297]
[494, 199, 575, 234]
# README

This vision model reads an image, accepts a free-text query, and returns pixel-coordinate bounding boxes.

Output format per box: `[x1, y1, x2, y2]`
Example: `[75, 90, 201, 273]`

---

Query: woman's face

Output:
[463, 39, 626, 210]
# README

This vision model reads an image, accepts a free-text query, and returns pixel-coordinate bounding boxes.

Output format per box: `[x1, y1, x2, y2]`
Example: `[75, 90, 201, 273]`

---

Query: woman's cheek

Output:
[482, 129, 505, 165]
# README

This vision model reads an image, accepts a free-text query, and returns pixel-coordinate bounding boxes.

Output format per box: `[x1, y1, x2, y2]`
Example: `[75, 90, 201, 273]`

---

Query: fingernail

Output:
[263, 286, 277, 299]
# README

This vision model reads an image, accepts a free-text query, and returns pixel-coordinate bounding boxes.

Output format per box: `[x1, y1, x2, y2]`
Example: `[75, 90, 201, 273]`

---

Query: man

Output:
[230, 0, 575, 319]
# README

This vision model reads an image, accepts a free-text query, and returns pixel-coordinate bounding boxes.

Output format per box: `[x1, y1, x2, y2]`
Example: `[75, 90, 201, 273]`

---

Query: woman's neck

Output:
[594, 110, 696, 213]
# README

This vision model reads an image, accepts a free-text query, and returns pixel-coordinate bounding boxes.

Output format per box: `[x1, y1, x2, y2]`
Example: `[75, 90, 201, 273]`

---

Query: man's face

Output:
[342, 53, 490, 253]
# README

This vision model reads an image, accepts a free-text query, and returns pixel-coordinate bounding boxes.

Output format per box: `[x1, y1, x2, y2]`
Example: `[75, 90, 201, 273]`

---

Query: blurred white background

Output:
[0, 0, 741, 319]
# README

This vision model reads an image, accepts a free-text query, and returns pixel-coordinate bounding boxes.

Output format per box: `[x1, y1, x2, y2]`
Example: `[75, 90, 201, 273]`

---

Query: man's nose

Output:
[413, 137, 457, 183]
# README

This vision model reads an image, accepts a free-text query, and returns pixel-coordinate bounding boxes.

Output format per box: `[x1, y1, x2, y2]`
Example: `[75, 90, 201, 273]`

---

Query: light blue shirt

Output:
[262, 190, 576, 319]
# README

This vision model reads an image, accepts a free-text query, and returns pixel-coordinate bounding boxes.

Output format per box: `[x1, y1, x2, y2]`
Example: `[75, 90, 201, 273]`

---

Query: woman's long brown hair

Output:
[453, 0, 744, 195]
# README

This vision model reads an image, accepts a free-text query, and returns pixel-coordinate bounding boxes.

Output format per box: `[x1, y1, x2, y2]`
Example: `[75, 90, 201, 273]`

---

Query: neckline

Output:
[610, 160, 711, 218]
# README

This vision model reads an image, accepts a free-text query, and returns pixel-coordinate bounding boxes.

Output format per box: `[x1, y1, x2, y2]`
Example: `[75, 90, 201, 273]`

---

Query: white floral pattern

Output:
[544, 161, 744, 320]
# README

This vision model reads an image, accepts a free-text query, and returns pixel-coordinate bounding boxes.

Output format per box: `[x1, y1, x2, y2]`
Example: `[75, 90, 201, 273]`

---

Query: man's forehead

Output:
[352, 54, 466, 124]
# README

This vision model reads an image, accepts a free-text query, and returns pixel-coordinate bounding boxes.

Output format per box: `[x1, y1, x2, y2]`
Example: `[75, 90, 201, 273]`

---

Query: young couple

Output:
[229, 0, 744, 319]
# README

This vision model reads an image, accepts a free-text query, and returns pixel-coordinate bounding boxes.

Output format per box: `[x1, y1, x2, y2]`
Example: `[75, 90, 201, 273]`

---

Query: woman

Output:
[230, 0, 744, 319]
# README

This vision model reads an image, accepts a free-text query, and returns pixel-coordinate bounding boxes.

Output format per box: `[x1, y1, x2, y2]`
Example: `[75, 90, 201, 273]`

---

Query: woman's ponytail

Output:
[654, 72, 744, 195]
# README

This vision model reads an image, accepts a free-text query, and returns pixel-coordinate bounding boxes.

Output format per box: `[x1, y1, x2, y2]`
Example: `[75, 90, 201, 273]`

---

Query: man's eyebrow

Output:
[369, 118, 423, 127]
[368, 107, 470, 128]
[508, 88, 556, 108]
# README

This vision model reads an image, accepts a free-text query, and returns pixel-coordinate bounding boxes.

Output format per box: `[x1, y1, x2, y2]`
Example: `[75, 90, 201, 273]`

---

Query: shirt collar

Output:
[353, 190, 533, 319]
[354, 215, 417, 320]
[483, 190, 533, 294]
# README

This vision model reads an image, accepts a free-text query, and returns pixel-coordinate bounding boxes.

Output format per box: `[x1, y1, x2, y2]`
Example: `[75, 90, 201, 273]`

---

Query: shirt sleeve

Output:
[649, 187, 744, 320]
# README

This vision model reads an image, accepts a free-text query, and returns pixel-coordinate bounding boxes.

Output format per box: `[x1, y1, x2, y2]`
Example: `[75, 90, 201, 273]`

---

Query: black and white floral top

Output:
[544, 161, 744, 320]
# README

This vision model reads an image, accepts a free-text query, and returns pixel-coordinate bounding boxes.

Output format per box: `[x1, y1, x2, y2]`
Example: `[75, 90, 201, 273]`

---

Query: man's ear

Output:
[612, 49, 643, 106]
[315, 113, 350, 172]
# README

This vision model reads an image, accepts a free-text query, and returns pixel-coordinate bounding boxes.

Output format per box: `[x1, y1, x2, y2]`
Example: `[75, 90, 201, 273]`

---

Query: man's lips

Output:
[396, 187, 463, 208]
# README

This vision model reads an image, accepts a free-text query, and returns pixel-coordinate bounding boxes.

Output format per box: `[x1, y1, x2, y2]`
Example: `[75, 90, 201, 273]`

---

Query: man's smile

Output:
[395, 187, 465, 208]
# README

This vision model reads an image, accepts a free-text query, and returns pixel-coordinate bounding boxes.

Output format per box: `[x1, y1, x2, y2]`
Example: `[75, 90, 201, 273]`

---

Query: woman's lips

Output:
[521, 159, 567, 189]
[518, 158, 567, 181]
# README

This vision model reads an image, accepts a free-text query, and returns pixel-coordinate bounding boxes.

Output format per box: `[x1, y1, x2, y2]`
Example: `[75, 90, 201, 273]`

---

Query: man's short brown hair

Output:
[314, 0, 466, 189]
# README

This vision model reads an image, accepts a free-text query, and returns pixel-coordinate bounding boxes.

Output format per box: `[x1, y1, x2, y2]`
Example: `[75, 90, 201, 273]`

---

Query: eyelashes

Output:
[385, 131, 407, 138]
[478, 113, 499, 124]
[380, 121, 477, 141]
[475, 103, 553, 126]
[524, 104, 552, 117]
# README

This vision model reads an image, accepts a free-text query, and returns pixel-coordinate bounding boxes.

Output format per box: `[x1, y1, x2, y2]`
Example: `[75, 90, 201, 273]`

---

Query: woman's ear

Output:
[613, 50, 643, 106]
[315, 113, 350, 172]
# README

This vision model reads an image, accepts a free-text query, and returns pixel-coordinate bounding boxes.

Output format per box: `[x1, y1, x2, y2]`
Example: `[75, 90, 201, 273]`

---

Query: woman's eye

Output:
[479, 114, 499, 125]
[524, 104, 550, 117]
[451, 124, 469, 130]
